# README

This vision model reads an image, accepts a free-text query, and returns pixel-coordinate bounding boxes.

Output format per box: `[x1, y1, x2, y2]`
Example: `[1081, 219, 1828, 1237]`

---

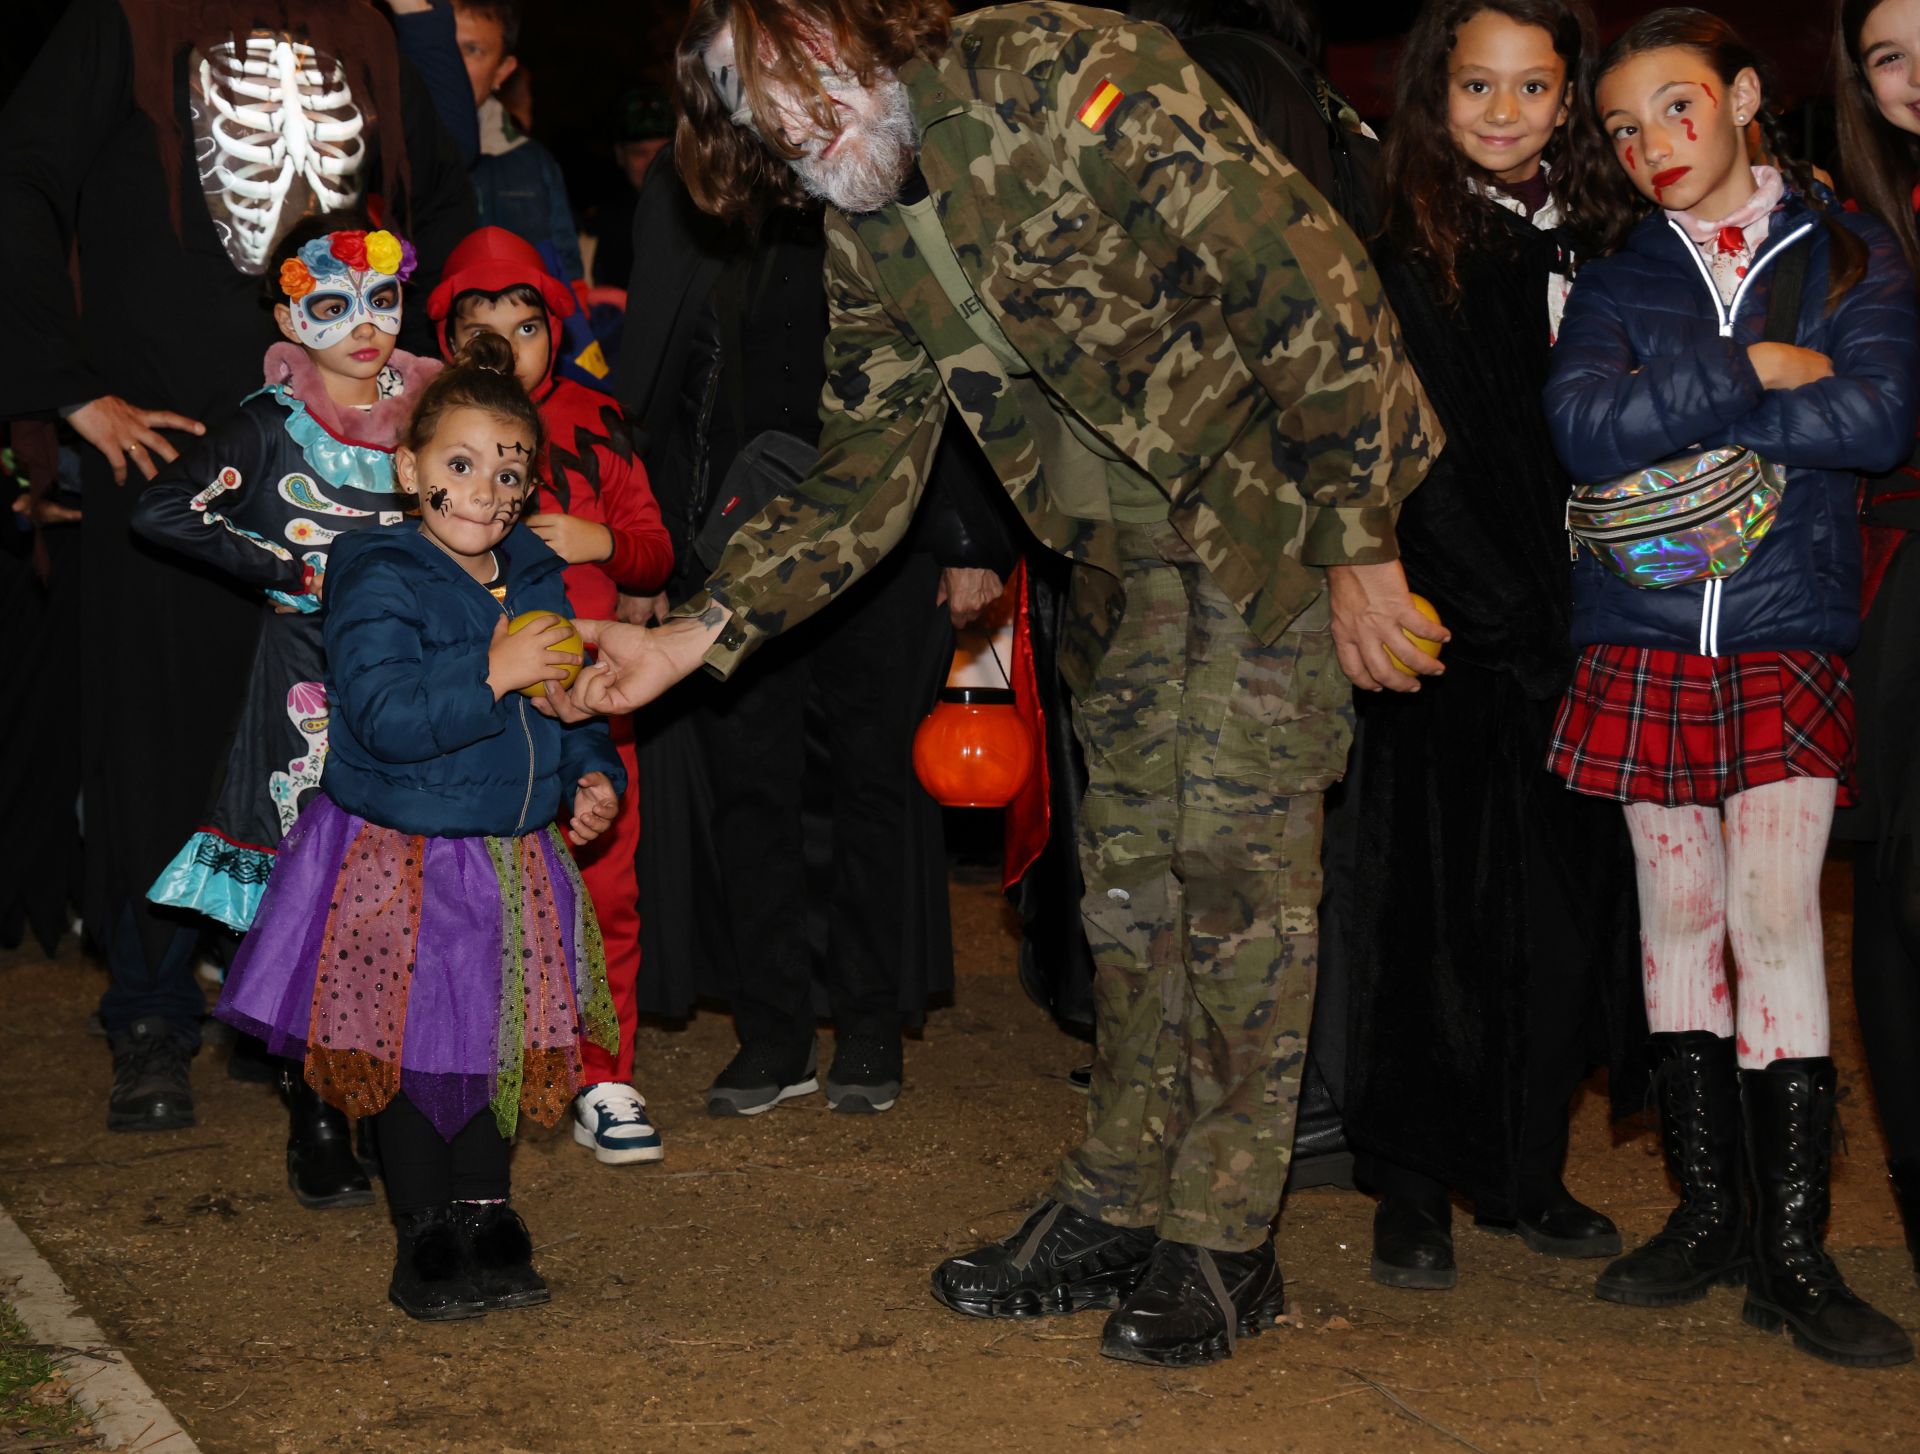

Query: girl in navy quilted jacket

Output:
[218, 332, 625, 1323]
[1544, 8, 1919, 1368]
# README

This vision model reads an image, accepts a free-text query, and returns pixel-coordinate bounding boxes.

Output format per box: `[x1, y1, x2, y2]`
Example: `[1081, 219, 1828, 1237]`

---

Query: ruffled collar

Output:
[261, 343, 441, 450]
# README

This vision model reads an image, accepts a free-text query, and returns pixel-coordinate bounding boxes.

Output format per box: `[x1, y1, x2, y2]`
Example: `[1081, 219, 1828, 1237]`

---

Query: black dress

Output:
[1333, 199, 1647, 1212]
[0, 0, 472, 1030]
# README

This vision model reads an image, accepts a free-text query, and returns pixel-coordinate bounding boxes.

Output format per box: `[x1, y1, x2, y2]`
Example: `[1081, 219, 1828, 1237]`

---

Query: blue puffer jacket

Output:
[1546, 195, 1920, 657]
[320, 521, 623, 837]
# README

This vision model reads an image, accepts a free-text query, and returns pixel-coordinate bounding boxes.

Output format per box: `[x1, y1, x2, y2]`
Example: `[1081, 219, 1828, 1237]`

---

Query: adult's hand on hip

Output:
[1326, 559, 1448, 694]
[67, 396, 205, 485]
[533, 610, 728, 721]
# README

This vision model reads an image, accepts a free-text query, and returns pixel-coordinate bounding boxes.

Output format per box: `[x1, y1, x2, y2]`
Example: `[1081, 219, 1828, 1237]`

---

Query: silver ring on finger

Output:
[126, 443, 141, 455]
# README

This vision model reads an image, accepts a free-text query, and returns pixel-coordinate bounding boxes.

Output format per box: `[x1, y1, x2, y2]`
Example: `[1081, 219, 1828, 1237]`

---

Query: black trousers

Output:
[1853, 839, 1920, 1164]
[700, 548, 945, 1058]
[371, 1096, 512, 1216]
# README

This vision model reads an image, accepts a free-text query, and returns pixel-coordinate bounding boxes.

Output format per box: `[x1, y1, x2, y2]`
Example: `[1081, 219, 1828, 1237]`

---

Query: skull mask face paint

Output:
[278, 229, 416, 351]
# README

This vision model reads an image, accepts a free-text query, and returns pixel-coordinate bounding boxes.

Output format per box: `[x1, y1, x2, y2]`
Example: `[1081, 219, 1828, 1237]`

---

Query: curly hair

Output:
[1380, 0, 1616, 303]
[1834, 0, 1920, 282]
[674, 0, 952, 224]
[1588, 8, 1867, 309]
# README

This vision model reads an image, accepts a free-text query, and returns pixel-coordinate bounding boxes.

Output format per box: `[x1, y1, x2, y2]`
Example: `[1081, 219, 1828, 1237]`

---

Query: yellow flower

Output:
[364, 230, 403, 276]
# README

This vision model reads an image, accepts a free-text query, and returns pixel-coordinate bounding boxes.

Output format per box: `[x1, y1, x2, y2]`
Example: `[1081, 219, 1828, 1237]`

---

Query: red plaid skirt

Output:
[1546, 646, 1856, 807]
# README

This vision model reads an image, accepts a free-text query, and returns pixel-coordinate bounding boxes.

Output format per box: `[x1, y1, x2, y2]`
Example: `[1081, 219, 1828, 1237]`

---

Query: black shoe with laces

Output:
[106, 1017, 196, 1132]
[931, 1200, 1156, 1319]
[706, 1042, 819, 1117]
[451, 1201, 550, 1310]
[1100, 1237, 1287, 1366]
[827, 1032, 902, 1114]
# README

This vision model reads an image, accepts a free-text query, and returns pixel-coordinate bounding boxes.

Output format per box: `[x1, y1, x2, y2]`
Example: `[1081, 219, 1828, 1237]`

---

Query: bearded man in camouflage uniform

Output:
[558, 0, 1444, 1366]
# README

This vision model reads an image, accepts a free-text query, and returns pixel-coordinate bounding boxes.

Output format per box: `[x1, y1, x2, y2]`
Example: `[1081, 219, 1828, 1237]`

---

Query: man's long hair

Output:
[674, 0, 951, 224]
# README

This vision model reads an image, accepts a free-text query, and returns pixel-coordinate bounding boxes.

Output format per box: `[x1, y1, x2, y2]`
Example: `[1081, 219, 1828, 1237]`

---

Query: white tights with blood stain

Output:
[1624, 777, 1836, 1069]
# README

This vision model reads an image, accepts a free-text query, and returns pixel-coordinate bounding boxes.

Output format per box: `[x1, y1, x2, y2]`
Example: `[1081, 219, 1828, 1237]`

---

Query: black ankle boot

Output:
[1890, 1157, 1920, 1288]
[389, 1207, 486, 1321]
[280, 1064, 374, 1211]
[1372, 1192, 1456, 1290]
[1740, 1059, 1913, 1368]
[930, 1200, 1156, 1319]
[1505, 1178, 1621, 1259]
[1595, 1031, 1747, 1307]
[1099, 1238, 1286, 1366]
[451, 1202, 550, 1310]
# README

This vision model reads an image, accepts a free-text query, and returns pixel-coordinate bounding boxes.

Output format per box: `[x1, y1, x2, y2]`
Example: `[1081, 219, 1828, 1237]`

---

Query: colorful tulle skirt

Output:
[217, 794, 617, 1141]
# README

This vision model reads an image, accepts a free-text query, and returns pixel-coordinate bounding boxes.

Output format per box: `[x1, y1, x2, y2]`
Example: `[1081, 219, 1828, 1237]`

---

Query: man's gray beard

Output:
[791, 73, 917, 214]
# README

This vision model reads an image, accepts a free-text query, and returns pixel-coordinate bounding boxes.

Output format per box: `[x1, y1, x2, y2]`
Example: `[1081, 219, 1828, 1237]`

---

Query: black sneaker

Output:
[1100, 1237, 1287, 1366]
[706, 1042, 819, 1117]
[931, 1200, 1157, 1319]
[106, 1017, 196, 1132]
[826, 1032, 902, 1114]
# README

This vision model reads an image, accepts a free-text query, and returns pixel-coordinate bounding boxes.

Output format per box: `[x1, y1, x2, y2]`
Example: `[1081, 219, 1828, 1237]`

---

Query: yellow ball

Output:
[1384, 593, 1445, 674]
[507, 611, 584, 697]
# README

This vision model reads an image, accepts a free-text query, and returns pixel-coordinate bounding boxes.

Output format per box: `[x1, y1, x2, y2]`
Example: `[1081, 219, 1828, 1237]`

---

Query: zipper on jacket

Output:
[459, 558, 539, 836]
[1662, 216, 1814, 654]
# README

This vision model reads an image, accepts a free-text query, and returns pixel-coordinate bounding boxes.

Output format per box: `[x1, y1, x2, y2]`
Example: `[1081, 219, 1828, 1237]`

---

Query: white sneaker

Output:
[571, 1084, 665, 1165]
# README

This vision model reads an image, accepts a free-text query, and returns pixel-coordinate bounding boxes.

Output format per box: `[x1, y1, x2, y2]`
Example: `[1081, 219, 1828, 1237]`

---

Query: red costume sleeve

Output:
[597, 444, 674, 594]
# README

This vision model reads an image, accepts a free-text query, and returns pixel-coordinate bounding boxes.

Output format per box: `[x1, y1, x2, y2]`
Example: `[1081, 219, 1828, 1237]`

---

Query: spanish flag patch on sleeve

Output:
[1076, 79, 1124, 132]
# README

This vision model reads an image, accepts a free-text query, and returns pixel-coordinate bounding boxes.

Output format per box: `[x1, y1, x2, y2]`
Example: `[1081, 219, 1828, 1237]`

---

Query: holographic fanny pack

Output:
[1565, 231, 1812, 590]
[1565, 446, 1785, 589]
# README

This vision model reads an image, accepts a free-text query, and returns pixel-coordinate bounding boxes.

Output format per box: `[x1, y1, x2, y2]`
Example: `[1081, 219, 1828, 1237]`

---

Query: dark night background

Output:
[0, 0, 1837, 262]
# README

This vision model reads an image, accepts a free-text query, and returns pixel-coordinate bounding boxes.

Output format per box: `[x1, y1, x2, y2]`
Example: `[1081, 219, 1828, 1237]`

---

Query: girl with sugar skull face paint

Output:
[127, 216, 444, 1213]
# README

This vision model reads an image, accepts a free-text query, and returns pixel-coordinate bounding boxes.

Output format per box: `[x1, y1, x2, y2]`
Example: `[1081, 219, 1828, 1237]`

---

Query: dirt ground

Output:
[1, 862, 1917, 1454]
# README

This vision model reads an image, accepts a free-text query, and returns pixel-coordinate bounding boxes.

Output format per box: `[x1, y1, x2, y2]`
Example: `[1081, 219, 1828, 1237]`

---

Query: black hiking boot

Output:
[1372, 1191, 1456, 1290]
[106, 1017, 196, 1132]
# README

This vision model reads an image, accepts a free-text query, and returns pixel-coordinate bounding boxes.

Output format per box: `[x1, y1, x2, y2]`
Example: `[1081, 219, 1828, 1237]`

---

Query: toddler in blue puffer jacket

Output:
[1543, 8, 1918, 1369]
[217, 331, 625, 1324]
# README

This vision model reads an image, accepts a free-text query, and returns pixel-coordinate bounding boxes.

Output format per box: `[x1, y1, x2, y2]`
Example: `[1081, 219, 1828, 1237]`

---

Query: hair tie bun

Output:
[454, 329, 517, 376]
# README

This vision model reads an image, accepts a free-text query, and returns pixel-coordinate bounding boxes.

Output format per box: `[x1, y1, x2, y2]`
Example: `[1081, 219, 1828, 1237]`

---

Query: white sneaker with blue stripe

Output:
[571, 1084, 665, 1165]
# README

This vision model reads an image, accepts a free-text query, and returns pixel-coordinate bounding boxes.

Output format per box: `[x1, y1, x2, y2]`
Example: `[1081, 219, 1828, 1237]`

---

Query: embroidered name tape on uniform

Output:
[1077, 80, 1124, 131]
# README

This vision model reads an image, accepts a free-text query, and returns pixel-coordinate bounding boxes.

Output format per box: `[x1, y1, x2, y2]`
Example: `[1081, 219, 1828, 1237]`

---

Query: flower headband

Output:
[278, 229, 418, 301]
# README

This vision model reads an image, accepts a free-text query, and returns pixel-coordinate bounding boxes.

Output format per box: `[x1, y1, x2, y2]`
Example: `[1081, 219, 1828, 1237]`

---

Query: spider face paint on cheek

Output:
[427, 487, 450, 516]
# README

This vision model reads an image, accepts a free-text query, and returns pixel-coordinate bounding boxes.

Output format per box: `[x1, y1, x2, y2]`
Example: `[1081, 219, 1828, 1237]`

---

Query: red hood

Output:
[427, 226, 577, 391]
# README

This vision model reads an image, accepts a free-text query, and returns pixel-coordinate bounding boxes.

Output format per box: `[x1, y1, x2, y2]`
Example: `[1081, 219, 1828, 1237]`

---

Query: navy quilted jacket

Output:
[1546, 195, 1920, 656]
[321, 522, 623, 838]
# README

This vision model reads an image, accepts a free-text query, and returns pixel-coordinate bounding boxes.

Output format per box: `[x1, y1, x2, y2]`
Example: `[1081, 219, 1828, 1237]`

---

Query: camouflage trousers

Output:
[1050, 520, 1354, 1253]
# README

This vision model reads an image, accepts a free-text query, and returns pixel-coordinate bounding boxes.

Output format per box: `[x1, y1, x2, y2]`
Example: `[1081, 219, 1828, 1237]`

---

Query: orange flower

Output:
[279, 258, 316, 300]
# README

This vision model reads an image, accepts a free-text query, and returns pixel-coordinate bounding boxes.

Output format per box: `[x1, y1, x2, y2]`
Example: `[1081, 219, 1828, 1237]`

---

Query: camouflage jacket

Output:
[693, 2, 1440, 684]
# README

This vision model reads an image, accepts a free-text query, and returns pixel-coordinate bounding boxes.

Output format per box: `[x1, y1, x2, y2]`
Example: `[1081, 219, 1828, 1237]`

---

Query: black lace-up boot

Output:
[1739, 1058, 1913, 1367]
[1595, 1032, 1747, 1306]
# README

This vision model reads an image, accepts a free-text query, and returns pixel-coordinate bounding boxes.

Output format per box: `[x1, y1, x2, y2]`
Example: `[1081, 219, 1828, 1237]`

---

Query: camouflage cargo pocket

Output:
[993, 190, 1196, 356]
[1203, 591, 1354, 802]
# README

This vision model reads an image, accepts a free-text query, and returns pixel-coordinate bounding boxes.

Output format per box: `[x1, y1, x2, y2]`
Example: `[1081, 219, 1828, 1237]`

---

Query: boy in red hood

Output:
[430, 225, 673, 1166]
